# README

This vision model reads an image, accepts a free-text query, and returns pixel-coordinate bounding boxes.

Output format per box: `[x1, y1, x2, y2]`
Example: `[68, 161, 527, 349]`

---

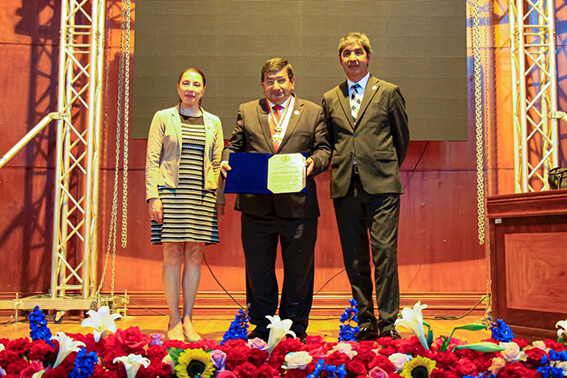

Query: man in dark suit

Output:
[322, 32, 410, 340]
[221, 58, 330, 341]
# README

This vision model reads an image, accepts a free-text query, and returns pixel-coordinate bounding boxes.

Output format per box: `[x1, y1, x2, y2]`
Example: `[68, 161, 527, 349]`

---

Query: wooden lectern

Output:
[487, 189, 567, 341]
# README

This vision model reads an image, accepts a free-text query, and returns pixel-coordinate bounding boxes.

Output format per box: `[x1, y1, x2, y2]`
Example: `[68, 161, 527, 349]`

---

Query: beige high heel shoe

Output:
[167, 322, 184, 341]
[183, 321, 202, 342]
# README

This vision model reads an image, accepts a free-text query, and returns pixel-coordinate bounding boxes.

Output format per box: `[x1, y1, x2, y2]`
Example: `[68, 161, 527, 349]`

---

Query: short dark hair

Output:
[178, 67, 207, 87]
[338, 32, 372, 56]
[261, 58, 294, 82]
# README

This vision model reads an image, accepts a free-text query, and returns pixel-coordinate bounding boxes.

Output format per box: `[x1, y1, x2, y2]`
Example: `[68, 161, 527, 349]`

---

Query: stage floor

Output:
[0, 314, 491, 343]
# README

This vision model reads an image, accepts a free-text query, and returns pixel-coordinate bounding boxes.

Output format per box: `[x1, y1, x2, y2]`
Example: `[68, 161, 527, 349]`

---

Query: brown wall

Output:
[1, 0, 564, 316]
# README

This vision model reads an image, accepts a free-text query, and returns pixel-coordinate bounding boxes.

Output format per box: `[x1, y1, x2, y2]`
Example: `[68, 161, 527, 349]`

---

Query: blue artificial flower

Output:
[220, 307, 250, 345]
[29, 306, 54, 347]
[69, 348, 98, 378]
[307, 359, 326, 378]
[338, 299, 359, 342]
[537, 365, 565, 378]
[549, 350, 567, 362]
[491, 319, 514, 342]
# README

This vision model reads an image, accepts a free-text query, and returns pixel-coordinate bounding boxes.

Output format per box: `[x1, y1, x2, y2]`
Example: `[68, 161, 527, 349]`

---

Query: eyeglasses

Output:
[263, 78, 289, 87]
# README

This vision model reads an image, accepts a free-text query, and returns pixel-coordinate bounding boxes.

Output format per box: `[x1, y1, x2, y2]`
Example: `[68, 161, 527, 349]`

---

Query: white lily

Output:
[51, 332, 86, 368]
[266, 315, 296, 353]
[81, 305, 122, 342]
[556, 319, 567, 340]
[394, 301, 429, 350]
[113, 353, 150, 378]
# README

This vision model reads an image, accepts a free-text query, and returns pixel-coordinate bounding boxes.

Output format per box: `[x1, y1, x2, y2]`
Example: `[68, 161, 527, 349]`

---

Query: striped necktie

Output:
[269, 105, 284, 151]
[350, 83, 362, 121]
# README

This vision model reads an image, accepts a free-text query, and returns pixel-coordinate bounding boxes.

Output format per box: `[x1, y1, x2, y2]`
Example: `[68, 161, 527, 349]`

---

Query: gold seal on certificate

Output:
[267, 153, 306, 194]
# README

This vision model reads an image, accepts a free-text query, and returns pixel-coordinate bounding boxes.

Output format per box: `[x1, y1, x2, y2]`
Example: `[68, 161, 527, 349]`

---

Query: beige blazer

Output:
[145, 105, 224, 202]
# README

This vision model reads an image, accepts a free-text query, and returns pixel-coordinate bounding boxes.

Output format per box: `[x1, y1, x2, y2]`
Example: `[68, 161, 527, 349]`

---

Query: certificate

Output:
[224, 152, 307, 194]
[267, 154, 306, 194]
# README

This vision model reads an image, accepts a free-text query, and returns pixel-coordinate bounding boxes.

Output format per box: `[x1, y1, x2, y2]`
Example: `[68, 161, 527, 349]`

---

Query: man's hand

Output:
[220, 161, 231, 178]
[305, 157, 315, 176]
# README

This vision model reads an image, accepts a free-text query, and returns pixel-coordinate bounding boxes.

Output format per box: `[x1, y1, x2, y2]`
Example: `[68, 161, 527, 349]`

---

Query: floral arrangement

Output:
[0, 304, 565, 377]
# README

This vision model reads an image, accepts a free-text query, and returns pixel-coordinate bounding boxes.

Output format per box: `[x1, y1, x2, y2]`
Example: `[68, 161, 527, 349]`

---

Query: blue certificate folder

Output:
[224, 152, 307, 194]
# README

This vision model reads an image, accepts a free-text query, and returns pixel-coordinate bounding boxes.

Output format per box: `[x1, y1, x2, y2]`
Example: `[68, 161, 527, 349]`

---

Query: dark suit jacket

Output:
[222, 96, 331, 218]
[322, 75, 410, 199]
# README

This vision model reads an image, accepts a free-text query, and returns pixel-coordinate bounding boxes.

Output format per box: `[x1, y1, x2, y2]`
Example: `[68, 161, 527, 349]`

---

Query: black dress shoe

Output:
[380, 328, 401, 339]
[248, 328, 269, 342]
[356, 327, 379, 341]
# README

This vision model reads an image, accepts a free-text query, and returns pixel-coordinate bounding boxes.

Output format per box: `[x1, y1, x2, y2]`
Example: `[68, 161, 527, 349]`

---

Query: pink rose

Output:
[216, 370, 237, 378]
[368, 367, 389, 378]
[211, 349, 227, 370]
[247, 337, 269, 351]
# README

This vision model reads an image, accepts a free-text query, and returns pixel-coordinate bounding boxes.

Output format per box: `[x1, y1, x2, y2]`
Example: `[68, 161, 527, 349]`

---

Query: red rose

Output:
[377, 346, 396, 356]
[233, 361, 260, 377]
[432, 351, 459, 370]
[223, 348, 248, 371]
[544, 339, 566, 352]
[6, 338, 31, 354]
[6, 359, 31, 375]
[257, 363, 281, 377]
[525, 347, 546, 369]
[512, 338, 528, 349]
[305, 335, 325, 346]
[145, 344, 167, 363]
[284, 369, 308, 378]
[347, 360, 368, 376]
[456, 357, 477, 376]
[248, 348, 269, 366]
[325, 350, 350, 367]
[368, 354, 395, 375]
[114, 327, 149, 354]
[28, 339, 56, 363]
[498, 362, 540, 378]
[431, 370, 460, 378]
[354, 345, 376, 365]
[44, 365, 70, 378]
[0, 350, 20, 366]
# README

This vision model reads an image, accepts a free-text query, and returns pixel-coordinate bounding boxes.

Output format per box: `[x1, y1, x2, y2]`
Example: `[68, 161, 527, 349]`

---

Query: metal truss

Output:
[49, 0, 105, 307]
[510, 0, 559, 192]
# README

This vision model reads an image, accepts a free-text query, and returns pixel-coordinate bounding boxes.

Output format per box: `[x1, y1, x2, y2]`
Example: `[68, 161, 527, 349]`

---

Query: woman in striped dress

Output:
[145, 68, 224, 341]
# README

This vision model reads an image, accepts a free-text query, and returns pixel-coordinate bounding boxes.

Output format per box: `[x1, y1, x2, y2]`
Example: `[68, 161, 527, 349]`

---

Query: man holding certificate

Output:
[220, 57, 330, 342]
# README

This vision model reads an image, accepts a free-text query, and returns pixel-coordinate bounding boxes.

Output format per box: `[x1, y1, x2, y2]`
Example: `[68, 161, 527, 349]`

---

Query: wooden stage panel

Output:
[488, 190, 567, 340]
[504, 233, 567, 314]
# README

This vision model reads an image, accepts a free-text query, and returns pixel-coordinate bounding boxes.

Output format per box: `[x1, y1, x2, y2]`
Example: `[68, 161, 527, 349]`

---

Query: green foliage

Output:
[166, 347, 185, 365]
[452, 342, 505, 353]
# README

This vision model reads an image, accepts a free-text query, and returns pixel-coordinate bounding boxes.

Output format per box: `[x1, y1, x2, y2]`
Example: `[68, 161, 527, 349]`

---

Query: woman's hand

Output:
[149, 198, 163, 224]
[216, 203, 225, 220]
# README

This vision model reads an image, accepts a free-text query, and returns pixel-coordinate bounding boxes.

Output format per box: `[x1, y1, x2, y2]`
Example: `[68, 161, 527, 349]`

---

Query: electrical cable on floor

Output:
[403, 141, 429, 190]
[313, 268, 346, 296]
[1, 314, 15, 326]
[203, 251, 245, 309]
[425, 295, 489, 321]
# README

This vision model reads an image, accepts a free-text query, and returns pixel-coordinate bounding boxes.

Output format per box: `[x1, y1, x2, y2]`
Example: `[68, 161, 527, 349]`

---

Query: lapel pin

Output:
[372, 85, 377, 91]
[294, 110, 300, 115]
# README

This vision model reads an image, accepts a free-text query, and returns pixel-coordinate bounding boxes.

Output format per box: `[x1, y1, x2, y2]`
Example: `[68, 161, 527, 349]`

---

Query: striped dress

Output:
[151, 115, 219, 244]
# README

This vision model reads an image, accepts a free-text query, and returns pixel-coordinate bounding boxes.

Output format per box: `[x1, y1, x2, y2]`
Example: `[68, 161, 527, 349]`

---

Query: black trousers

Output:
[333, 176, 400, 332]
[241, 212, 317, 335]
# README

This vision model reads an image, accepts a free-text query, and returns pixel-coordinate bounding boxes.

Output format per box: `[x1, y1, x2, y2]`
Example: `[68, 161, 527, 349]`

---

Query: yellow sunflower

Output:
[174, 348, 215, 378]
[400, 355, 436, 378]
